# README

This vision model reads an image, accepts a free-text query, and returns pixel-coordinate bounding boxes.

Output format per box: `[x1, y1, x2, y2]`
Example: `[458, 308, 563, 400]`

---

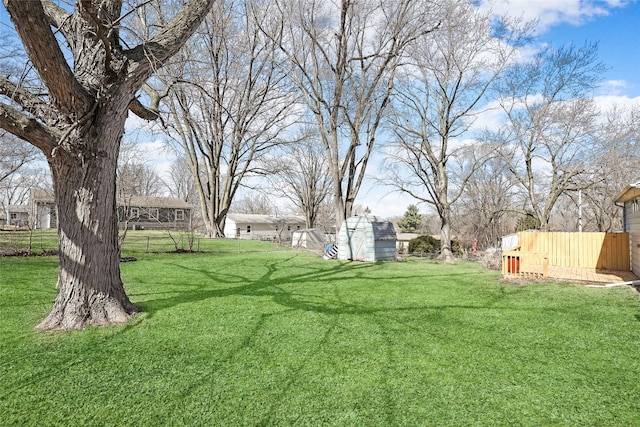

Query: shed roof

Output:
[343, 215, 397, 241]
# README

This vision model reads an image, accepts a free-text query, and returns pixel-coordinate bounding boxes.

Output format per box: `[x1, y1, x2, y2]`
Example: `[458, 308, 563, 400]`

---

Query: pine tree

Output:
[397, 204, 423, 233]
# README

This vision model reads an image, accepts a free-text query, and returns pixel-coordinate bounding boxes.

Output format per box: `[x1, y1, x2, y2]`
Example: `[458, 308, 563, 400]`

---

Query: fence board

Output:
[516, 232, 629, 271]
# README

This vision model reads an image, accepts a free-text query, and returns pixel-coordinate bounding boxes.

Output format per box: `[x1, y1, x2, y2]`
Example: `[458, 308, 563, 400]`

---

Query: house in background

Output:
[395, 232, 421, 252]
[224, 213, 306, 240]
[30, 188, 57, 229]
[0, 205, 30, 227]
[29, 188, 193, 230]
[614, 182, 640, 276]
[117, 195, 193, 230]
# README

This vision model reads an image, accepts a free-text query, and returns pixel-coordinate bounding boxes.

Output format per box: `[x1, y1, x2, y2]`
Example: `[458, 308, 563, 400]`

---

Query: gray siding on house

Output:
[624, 201, 640, 276]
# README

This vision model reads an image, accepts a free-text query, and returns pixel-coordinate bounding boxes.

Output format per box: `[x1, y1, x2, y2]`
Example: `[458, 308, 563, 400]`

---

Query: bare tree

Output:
[492, 42, 606, 231]
[165, 156, 198, 203]
[266, 0, 439, 229]
[232, 192, 273, 215]
[572, 105, 640, 231]
[0, 0, 214, 330]
[158, 0, 297, 237]
[265, 131, 332, 228]
[454, 156, 518, 249]
[117, 140, 164, 197]
[0, 132, 39, 184]
[382, 1, 524, 261]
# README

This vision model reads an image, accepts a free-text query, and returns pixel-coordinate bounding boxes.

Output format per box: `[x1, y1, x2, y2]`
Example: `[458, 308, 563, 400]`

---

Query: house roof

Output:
[396, 233, 421, 241]
[29, 188, 192, 209]
[8, 205, 29, 213]
[30, 188, 55, 203]
[120, 195, 192, 209]
[227, 213, 306, 225]
[614, 183, 640, 204]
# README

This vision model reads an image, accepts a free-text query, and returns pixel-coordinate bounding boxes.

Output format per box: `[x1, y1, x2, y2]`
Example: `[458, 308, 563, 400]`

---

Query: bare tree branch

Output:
[124, 0, 216, 84]
[5, 0, 90, 116]
[0, 104, 59, 154]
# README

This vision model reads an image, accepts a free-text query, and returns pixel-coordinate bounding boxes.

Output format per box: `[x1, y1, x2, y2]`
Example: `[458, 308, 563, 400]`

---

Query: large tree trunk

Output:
[36, 105, 140, 330]
[439, 208, 455, 263]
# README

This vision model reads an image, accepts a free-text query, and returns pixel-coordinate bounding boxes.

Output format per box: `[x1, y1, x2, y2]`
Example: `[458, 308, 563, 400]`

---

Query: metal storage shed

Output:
[337, 215, 397, 262]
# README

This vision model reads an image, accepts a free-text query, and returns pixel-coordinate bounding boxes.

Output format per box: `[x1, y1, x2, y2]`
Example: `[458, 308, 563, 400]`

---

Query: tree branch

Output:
[0, 76, 55, 121]
[124, 0, 215, 84]
[0, 104, 60, 155]
[128, 98, 159, 121]
[41, 0, 72, 35]
[5, 0, 90, 116]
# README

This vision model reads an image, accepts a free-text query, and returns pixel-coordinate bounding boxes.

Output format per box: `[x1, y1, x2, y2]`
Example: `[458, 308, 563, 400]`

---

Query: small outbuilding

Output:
[291, 228, 327, 250]
[337, 215, 397, 262]
[614, 182, 640, 276]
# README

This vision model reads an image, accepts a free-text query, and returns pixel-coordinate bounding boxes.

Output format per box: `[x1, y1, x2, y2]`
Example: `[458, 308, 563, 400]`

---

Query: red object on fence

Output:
[507, 256, 520, 274]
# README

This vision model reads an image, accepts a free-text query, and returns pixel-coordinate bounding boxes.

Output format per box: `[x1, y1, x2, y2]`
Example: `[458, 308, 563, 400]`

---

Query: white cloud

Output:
[479, 0, 625, 34]
[596, 79, 634, 97]
[593, 94, 640, 111]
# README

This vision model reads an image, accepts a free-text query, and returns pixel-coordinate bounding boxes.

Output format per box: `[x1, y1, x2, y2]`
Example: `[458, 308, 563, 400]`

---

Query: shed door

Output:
[352, 229, 367, 261]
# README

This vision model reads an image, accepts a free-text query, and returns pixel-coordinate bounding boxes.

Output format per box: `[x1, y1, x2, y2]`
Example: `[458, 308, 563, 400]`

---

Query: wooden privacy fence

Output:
[502, 232, 630, 279]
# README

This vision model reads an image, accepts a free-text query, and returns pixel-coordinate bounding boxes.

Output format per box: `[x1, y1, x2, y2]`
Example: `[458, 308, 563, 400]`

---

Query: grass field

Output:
[1, 240, 640, 426]
[0, 229, 287, 254]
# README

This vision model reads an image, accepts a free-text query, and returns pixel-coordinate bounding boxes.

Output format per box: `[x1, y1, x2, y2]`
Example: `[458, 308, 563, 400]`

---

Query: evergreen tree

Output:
[515, 211, 541, 232]
[397, 204, 423, 233]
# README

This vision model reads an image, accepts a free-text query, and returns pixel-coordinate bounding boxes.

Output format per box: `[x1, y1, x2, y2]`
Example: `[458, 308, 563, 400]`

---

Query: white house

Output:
[0, 205, 29, 227]
[224, 213, 306, 240]
[395, 232, 420, 252]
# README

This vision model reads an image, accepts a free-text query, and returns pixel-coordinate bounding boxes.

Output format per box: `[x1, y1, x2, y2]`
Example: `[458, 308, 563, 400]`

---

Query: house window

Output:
[149, 208, 159, 220]
[175, 209, 185, 221]
[297, 225, 301, 230]
[287, 225, 292, 231]
[247, 225, 251, 233]
[10, 213, 17, 220]
[130, 207, 139, 218]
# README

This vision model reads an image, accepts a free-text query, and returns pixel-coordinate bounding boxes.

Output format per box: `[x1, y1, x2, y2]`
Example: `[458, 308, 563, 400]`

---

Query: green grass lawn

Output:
[0, 229, 287, 255]
[1, 244, 640, 426]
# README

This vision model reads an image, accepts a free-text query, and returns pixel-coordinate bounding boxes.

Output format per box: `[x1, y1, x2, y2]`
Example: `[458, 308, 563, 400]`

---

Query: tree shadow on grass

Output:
[136, 256, 381, 317]
[135, 254, 505, 321]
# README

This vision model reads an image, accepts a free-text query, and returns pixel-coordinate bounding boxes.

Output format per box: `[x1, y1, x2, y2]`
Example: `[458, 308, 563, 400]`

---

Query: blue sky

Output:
[2, 1, 636, 100]
[484, 0, 640, 98]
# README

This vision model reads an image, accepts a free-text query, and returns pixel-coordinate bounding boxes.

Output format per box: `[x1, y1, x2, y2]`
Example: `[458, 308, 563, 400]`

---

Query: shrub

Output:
[408, 235, 463, 256]
[408, 235, 440, 254]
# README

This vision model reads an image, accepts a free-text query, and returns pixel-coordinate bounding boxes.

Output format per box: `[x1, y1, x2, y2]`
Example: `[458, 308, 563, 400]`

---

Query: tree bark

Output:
[36, 104, 140, 330]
